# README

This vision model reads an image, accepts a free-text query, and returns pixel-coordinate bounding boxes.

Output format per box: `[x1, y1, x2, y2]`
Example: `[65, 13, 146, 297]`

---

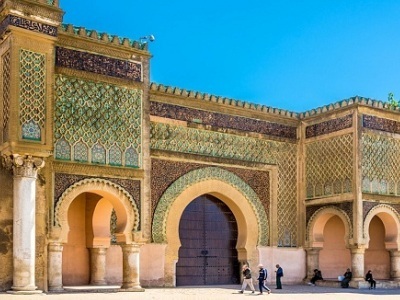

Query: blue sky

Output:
[59, 1, 400, 112]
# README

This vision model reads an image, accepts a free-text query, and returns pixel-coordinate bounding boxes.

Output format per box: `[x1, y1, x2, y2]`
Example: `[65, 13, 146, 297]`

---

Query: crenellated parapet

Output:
[59, 24, 149, 52]
[150, 82, 299, 119]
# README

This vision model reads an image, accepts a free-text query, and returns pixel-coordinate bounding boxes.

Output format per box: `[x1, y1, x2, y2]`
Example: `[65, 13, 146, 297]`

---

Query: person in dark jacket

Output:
[341, 268, 352, 288]
[257, 264, 271, 295]
[365, 270, 376, 289]
[275, 264, 283, 289]
[309, 269, 323, 286]
[238, 264, 255, 294]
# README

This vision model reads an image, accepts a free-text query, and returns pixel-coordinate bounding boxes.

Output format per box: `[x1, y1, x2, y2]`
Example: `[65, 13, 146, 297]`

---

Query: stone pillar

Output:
[121, 244, 143, 290]
[48, 243, 64, 291]
[350, 247, 365, 281]
[3, 154, 44, 293]
[89, 247, 108, 285]
[390, 250, 400, 281]
[305, 248, 321, 280]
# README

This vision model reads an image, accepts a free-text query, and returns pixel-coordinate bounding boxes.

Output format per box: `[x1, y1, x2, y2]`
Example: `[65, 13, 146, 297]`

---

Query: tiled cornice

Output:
[150, 82, 400, 119]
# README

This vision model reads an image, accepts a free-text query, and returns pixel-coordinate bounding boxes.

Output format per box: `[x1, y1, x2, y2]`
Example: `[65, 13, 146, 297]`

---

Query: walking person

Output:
[275, 264, 283, 289]
[365, 270, 376, 289]
[238, 264, 255, 294]
[257, 264, 271, 295]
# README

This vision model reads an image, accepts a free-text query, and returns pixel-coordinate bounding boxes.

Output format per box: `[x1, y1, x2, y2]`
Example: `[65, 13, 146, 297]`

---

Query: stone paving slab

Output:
[1, 285, 400, 300]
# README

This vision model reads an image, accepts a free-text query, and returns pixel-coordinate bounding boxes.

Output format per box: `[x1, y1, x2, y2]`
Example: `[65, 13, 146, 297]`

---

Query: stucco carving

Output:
[306, 206, 353, 247]
[152, 167, 269, 246]
[54, 178, 140, 233]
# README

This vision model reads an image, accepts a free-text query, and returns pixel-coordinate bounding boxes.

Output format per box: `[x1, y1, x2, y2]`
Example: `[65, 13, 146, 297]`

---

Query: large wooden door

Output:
[176, 194, 240, 285]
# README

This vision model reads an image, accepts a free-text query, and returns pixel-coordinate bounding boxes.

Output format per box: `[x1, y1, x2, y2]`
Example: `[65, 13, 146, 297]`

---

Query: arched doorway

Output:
[176, 194, 240, 285]
[365, 216, 391, 279]
[318, 215, 351, 278]
[49, 178, 141, 291]
[62, 192, 122, 285]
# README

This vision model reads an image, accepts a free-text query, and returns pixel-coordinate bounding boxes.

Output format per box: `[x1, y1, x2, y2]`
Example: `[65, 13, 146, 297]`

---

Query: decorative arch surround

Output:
[54, 178, 140, 243]
[363, 204, 400, 250]
[152, 167, 269, 246]
[306, 206, 352, 248]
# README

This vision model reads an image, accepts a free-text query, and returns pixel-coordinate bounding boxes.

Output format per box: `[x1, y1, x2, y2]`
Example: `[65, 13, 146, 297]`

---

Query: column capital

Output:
[2, 154, 44, 178]
[389, 250, 400, 257]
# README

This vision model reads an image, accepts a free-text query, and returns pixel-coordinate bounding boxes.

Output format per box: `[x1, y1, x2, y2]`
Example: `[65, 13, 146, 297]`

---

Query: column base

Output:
[7, 290, 43, 295]
[120, 286, 145, 292]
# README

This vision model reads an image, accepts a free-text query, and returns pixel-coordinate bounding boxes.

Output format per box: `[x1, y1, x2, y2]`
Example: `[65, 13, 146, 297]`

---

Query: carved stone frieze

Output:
[305, 114, 353, 138]
[150, 101, 297, 140]
[363, 114, 400, 135]
[55, 47, 142, 81]
[0, 15, 58, 37]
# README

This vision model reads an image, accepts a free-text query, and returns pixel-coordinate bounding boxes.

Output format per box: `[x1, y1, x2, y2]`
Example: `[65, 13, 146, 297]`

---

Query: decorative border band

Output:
[0, 15, 57, 37]
[363, 115, 400, 135]
[150, 102, 297, 139]
[56, 47, 142, 81]
[306, 114, 352, 138]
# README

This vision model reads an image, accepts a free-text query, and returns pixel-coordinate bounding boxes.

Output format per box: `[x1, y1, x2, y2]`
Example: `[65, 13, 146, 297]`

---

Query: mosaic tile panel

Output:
[363, 114, 400, 135]
[151, 165, 269, 246]
[150, 122, 277, 164]
[19, 49, 46, 141]
[306, 134, 353, 198]
[361, 132, 400, 195]
[56, 47, 141, 81]
[2, 51, 10, 142]
[150, 102, 297, 139]
[274, 143, 298, 247]
[54, 173, 141, 221]
[54, 74, 142, 167]
[0, 15, 57, 37]
[306, 114, 352, 138]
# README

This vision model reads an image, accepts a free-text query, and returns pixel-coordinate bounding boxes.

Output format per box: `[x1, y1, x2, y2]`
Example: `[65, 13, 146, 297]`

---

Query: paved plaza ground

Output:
[1, 284, 400, 300]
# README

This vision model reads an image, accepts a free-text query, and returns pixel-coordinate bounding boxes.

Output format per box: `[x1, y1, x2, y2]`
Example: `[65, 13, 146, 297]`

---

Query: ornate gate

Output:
[176, 194, 240, 285]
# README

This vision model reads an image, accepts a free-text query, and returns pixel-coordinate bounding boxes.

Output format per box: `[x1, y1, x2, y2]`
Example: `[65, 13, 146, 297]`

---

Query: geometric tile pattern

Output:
[150, 123, 298, 247]
[2, 51, 10, 142]
[362, 132, 400, 195]
[150, 122, 277, 164]
[19, 49, 46, 141]
[54, 74, 142, 167]
[274, 142, 298, 247]
[306, 134, 353, 198]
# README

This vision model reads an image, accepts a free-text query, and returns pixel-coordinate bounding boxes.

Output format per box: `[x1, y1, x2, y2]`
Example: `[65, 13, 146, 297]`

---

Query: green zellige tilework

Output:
[54, 74, 142, 167]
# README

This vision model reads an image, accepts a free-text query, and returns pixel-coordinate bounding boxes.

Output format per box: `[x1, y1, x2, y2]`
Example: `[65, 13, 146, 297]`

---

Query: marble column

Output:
[390, 250, 400, 281]
[3, 154, 44, 293]
[305, 248, 321, 280]
[121, 243, 143, 290]
[350, 247, 365, 281]
[48, 243, 64, 291]
[90, 247, 108, 285]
